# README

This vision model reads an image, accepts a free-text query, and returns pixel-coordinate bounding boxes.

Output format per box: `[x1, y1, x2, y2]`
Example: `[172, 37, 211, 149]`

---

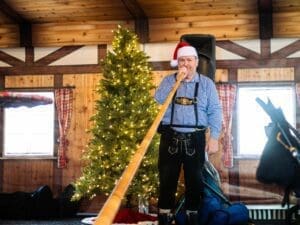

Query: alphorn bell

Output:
[93, 71, 186, 225]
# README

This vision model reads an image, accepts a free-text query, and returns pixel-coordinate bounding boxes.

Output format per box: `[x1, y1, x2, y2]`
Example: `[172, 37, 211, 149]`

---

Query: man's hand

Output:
[177, 67, 187, 81]
[205, 137, 219, 155]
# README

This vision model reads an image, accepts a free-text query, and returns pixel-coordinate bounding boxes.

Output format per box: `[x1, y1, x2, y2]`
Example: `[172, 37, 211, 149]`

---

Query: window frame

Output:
[235, 82, 296, 159]
[1, 90, 57, 159]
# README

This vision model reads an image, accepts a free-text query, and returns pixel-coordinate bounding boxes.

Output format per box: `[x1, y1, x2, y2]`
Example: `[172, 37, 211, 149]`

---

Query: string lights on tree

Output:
[72, 26, 159, 204]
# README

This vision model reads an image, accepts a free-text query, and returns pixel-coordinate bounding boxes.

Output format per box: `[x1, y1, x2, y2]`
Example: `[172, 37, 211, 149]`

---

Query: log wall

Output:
[0, 0, 300, 47]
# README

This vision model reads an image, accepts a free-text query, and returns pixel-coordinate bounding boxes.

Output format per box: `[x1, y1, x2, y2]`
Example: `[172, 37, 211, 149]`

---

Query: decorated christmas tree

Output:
[72, 26, 159, 204]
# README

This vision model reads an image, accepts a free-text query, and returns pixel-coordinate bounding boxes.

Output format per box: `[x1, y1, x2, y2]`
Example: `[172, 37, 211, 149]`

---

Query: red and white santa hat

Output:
[170, 41, 198, 67]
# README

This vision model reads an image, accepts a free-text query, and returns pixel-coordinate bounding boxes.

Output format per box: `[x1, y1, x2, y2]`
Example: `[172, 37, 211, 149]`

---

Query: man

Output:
[155, 41, 222, 225]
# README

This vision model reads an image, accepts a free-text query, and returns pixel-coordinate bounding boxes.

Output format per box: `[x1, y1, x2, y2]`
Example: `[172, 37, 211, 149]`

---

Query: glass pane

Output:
[237, 86, 295, 156]
[3, 92, 54, 157]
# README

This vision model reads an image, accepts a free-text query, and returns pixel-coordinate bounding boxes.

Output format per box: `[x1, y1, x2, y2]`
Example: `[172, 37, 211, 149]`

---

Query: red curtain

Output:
[217, 84, 237, 168]
[55, 89, 73, 168]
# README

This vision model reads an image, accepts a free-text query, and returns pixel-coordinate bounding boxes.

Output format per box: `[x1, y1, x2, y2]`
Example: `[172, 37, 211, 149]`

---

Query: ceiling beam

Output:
[0, 1, 32, 47]
[257, 0, 273, 39]
[121, 0, 149, 43]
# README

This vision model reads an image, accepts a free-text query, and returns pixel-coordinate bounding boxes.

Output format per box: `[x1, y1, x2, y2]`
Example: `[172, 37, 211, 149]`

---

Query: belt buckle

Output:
[175, 97, 195, 105]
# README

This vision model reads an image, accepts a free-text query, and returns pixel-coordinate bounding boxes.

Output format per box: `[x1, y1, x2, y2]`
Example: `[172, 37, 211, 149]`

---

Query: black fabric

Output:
[0, 184, 81, 219]
[158, 213, 173, 225]
[158, 128, 206, 211]
[186, 212, 199, 225]
[255, 97, 300, 206]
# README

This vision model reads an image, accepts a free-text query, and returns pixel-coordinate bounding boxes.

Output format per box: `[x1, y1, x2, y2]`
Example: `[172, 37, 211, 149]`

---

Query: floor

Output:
[0, 218, 83, 225]
[0, 219, 294, 225]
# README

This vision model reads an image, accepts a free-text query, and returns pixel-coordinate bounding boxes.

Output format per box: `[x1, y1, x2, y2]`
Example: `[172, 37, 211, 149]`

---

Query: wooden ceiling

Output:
[0, 0, 300, 47]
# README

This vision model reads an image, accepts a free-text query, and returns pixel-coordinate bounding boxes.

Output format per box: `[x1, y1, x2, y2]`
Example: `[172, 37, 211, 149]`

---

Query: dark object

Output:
[180, 34, 216, 81]
[0, 184, 81, 219]
[186, 212, 199, 225]
[256, 98, 300, 200]
[174, 161, 250, 225]
[256, 97, 300, 224]
[157, 213, 173, 225]
[58, 184, 81, 217]
[258, 0, 273, 39]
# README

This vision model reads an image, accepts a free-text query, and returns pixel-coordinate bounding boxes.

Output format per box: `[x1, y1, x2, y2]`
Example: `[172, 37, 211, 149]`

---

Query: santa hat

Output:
[170, 41, 198, 67]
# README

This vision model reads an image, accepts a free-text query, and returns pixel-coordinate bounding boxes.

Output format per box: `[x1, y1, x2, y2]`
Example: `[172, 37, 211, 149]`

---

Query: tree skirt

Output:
[81, 208, 157, 225]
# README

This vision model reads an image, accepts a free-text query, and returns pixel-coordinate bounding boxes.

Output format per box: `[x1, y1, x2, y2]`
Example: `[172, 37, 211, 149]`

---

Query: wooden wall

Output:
[0, 68, 293, 212]
[0, 38, 300, 212]
[3, 75, 55, 192]
[0, 0, 300, 47]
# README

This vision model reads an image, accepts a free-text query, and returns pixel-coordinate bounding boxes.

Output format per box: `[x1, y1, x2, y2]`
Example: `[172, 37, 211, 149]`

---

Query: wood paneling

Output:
[0, 24, 19, 47]
[1, 0, 133, 23]
[62, 73, 101, 186]
[149, 14, 259, 42]
[5, 75, 54, 87]
[2, 160, 54, 192]
[238, 68, 294, 81]
[1, 38, 299, 209]
[32, 21, 134, 47]
[0, 0, 300, 47]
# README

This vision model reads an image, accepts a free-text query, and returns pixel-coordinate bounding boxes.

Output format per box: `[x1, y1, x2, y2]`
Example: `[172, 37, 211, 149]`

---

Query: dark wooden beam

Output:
[217, 58, 300, 68]
[121, 0, 149, 43]
[25, 47, 34, 65]
[217, 40, 261, 60]
[228, 68, 238, 82]
[0, 1, 32, 47]
[258, 0, 273, 39]
[53, 74, 63, 196]
[98, 44, 107, 64]
[270, 40, 300, 58]
[295, 66, 300, 83]
[260, 39, 271, 59]
[0, 50, 24, 66]
[150, 57, 300, 71]
[135, 18, 149, 43]
[34, 46, 84, 66]
[1, 56, 299, 76]
[20, 22, 32, 48]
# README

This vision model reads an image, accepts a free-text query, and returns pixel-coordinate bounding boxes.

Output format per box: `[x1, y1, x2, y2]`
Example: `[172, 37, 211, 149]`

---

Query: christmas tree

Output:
[72, 26, 159, 203]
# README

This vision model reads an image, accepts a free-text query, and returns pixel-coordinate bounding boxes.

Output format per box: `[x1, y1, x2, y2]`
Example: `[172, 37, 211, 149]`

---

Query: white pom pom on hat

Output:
[170, 41, 198, 67]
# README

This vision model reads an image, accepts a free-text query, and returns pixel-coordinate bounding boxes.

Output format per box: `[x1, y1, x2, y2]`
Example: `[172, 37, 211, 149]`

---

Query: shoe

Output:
[158, 213, 174, 225]
[186, 212, 199, 225]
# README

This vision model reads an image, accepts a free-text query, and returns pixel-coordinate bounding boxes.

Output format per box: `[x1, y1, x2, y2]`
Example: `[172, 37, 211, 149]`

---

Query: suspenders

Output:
[170, 74, 203, 129]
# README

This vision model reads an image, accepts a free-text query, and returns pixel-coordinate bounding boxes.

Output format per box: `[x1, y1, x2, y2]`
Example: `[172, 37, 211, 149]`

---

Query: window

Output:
[237, 84, 296, 157]
[3, 92, 55, 157]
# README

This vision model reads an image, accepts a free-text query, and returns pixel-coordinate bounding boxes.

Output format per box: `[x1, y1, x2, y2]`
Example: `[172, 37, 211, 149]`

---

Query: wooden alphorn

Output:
[93, 72, 185, 225]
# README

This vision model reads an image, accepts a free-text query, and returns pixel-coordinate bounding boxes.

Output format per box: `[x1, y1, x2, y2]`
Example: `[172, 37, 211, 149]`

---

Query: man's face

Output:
[178, 56, 198, 81]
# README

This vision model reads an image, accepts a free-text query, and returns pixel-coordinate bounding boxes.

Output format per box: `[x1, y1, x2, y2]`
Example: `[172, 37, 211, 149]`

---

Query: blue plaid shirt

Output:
[155, 72, 222, 139]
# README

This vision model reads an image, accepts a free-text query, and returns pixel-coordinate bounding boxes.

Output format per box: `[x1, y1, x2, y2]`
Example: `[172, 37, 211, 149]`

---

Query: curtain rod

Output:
[1, 86, 76, 91]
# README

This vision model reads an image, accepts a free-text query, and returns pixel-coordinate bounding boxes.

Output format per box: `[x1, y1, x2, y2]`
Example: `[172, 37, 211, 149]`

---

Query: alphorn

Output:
[93, 72, 185, 225]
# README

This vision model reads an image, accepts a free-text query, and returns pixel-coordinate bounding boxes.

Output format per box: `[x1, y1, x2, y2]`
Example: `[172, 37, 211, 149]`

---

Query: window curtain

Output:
[55, 89, 73, 168]
[216, 84, 237, 168]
